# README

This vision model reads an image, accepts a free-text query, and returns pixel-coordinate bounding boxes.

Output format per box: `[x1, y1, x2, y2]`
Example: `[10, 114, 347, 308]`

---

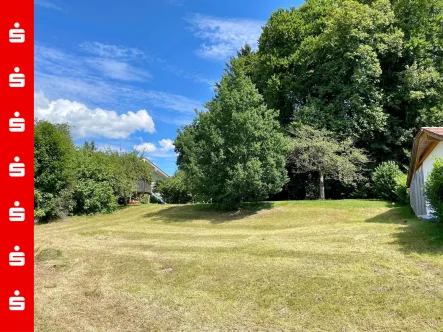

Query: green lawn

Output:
[34, 200, 443, 331]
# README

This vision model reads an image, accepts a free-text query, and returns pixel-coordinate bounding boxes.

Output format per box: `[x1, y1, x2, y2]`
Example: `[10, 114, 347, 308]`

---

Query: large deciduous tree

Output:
[287, 124, 368, 199]
[236, 0, 443, 167]
[34, 120, 75, 221]
[175, 69, 292, 209]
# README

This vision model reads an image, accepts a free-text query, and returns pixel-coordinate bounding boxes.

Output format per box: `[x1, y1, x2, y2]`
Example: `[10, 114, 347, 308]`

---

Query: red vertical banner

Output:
[1, 1, 34, 331]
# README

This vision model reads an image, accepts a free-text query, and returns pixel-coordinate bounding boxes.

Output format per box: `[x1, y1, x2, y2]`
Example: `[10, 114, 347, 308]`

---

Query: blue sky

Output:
[34, 0, 303, 175]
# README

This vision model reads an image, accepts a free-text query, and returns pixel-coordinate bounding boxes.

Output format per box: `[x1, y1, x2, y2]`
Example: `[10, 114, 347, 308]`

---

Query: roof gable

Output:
[142, 158, 170, 179]
[407, 127, 443, 186]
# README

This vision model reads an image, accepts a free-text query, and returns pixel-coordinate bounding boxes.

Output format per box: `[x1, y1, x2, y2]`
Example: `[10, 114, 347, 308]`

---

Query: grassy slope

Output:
[35, 200, 443, 331]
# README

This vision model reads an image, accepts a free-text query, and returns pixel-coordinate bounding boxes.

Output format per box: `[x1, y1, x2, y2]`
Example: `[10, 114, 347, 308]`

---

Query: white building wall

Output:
[420, 141, 443, 216]
[410, 166, 426, 216]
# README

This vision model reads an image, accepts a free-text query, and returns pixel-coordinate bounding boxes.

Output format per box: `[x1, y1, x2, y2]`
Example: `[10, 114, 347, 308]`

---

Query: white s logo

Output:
[10, 112, 25, 132]
[9, 202, 25, 222]
[9, 67, 25, 88]
[9, 23, 25, 43]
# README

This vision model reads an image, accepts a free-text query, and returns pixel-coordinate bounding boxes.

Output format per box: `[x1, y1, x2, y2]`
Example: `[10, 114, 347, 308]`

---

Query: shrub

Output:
[372, 161, 406, 202]
[72, 179, 118, 214]
[150, 194, 159, 204]
[424, 158, 443, 222]
[34, 121, 75, 222]
[139, 194, 150, 204]
[34, 188, 74, 222]
[155, 171, 193, 204]
[393, 172, 409, 206]
[305, 181, 319, 200]
[34, 189, 55, 221]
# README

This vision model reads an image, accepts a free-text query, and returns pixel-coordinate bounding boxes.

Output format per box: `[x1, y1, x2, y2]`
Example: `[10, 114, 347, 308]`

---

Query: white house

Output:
[136, 158, 170, 195]
[407, 127, 443, 217]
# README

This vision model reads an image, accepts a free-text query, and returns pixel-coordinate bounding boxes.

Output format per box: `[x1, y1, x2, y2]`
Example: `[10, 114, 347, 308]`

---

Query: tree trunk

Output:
[319, 171, 325, 200]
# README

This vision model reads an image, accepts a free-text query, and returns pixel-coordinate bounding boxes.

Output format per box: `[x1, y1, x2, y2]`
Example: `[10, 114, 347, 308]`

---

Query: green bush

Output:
[71, 145, 119, 215]
[140, 194, 150, 204]
[34, 121, 75, 222]
[72, 179, 118, 214]
[372, 161, 407, 203]
[394, 173, 409, 206]
[424, 158, 443, 222]
[155, 171, 193, 204]
[150, 194, 159, 204]
[34, 189, 55, 221]
[34, 188, 75, 222]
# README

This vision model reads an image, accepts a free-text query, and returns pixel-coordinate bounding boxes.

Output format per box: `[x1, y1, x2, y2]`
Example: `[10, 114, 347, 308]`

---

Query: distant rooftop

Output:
[407, 127, 443, 186]
[414, 127, 443, 140]
[142, 157, 170, 179]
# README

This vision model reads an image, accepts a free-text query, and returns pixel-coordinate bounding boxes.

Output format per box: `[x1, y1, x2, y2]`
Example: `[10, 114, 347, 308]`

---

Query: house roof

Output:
[415, 127, 443, 140]
[141, 158, 170, 180]
[407, 127, 443, 186]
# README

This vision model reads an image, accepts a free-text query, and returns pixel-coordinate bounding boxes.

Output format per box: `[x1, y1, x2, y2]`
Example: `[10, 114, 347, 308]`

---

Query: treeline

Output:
[34, 121, 152, 222]
[159, 0, 443, 208]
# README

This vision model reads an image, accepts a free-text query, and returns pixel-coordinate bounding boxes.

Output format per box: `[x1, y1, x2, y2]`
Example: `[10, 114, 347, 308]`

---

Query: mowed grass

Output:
[35, 200, 443, 331]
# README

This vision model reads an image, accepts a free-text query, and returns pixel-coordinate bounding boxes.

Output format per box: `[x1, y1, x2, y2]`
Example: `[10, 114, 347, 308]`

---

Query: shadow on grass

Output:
[143, 202, 274, 224]
[366, 206, 443, 255]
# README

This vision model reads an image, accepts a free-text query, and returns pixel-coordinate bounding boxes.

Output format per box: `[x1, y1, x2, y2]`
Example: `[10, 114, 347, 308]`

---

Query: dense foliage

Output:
[107, 149, 152, 202]
[155, 171, 194, 204]
[394, 172, 409, 206]
[372, 161, 408, 204]
[34, 121, 75, 220]
[424, 158, 443, 222]
[70, 143, 119, 215]
[215, 0, 443, 200]
[175, 69, 292, 209]
[239, 0, 443, 165]
[34, 122, 152, 221]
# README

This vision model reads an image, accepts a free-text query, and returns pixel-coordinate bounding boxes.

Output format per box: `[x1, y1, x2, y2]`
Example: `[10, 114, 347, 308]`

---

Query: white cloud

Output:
[134, 139, 176, 158]
[34, 45, 202, 119]
[79, 42, 145, 59]
[34, 91, 155, 139]
[159, 139, 175, 151]
[35, 0, 61, 10]
[186, 14, 263, 60]
[134, 142, 157, 153]
[86, 58, 151, 81]
[35, 44, 150, 83]
[151, 113, 197, 126]
[79, 42, 214, 89]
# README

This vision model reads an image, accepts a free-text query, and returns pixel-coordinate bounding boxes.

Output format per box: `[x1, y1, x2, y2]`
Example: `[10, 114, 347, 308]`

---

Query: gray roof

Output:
[141, 158, 170, 179]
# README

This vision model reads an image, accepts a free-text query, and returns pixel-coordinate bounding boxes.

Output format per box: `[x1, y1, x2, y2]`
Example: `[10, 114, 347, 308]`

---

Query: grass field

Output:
[35, 200, 443, 331]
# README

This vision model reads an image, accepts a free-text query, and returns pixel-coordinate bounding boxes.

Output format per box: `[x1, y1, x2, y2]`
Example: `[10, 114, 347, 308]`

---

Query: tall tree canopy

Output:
[233, 0, 443, 167]
[175, 69, 292, 209]
[34, 121, 75, 220]
[34, 120, 74, 195]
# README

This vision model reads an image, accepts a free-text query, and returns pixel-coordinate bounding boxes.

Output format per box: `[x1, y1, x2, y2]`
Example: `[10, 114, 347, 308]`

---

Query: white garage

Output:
[407, 127, 443, 218]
